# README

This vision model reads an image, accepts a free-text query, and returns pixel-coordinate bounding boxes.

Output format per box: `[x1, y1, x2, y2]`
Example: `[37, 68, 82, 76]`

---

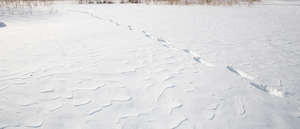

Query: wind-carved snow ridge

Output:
[24, 121, 44, 128]
[169, 103, 183, 114]
[206, 103, 221, 120]
[88, 96, 132, 116]
[72, 84, 104, 92]
[111, 96, 132, 102]
[0, 86, 8, 92]
[88, 103, 112, 116]
[156, 85, 176, 103]
[40, 88, 54, 93]
[170, 118, 188, 129]
[0, 122, 22, 129]
[49, 104, 64, 112]
[72, 98, 92, 107]
[116, 108, 156, 124]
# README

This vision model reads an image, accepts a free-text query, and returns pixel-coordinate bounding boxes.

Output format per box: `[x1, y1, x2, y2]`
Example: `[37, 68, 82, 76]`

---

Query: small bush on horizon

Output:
[0, 0, 54, 8]
[79, 0, 260, 5]
[0, 0, 261, 7]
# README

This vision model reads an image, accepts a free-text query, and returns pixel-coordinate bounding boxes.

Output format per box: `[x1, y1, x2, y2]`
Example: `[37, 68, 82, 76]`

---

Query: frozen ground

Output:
[1, 1, 300, 129]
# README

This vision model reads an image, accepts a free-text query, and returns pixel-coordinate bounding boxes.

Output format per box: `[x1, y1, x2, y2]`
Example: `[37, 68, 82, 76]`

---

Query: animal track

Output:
[71, 9, 284, 102]
[0, 22, 6, 28]
[142, 30, 153, 39]
[227, 65, 284, 97]
[226, 66, 254, 80]
[249, 82, 284, 97]
[73, 10, 218, 70]
[236, 97, 246, 117]
[183, 49, 215, 67]
[128, 25, 133, 30]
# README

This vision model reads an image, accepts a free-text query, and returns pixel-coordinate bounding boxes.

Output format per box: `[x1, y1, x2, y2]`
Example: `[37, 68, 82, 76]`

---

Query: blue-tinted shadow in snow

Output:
[0, 22, 6, 28]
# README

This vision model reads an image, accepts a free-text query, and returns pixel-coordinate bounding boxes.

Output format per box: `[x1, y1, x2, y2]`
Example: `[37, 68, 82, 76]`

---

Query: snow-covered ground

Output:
[1, 1, 300, 129]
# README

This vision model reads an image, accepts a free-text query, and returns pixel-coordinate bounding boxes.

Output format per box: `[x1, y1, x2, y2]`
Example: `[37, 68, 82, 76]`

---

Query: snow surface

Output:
[1, 1, 300, 129]
[0, 22, 5, 28]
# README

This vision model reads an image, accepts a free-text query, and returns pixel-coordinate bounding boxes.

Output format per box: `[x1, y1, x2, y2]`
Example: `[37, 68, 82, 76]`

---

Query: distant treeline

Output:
[79, 0, 260, 5]
[0, 0, 260, 7]
[0, 0, 54, 7]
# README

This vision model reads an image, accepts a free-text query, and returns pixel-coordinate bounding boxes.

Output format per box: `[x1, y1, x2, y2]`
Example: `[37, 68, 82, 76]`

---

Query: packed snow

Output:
[1, 1, 300, 129]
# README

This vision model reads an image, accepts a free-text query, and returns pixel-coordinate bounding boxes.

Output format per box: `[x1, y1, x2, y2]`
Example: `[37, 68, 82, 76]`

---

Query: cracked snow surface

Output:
[1, 2, 300, 129]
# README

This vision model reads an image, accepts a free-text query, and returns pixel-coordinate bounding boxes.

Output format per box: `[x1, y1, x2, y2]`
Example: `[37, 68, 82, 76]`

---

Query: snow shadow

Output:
[0, 22, 6, 28]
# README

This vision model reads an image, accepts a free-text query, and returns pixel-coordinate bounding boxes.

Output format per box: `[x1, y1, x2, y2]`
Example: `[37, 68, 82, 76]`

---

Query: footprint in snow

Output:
[0, 22, 6, 28]
[128, 25, 133, 31]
